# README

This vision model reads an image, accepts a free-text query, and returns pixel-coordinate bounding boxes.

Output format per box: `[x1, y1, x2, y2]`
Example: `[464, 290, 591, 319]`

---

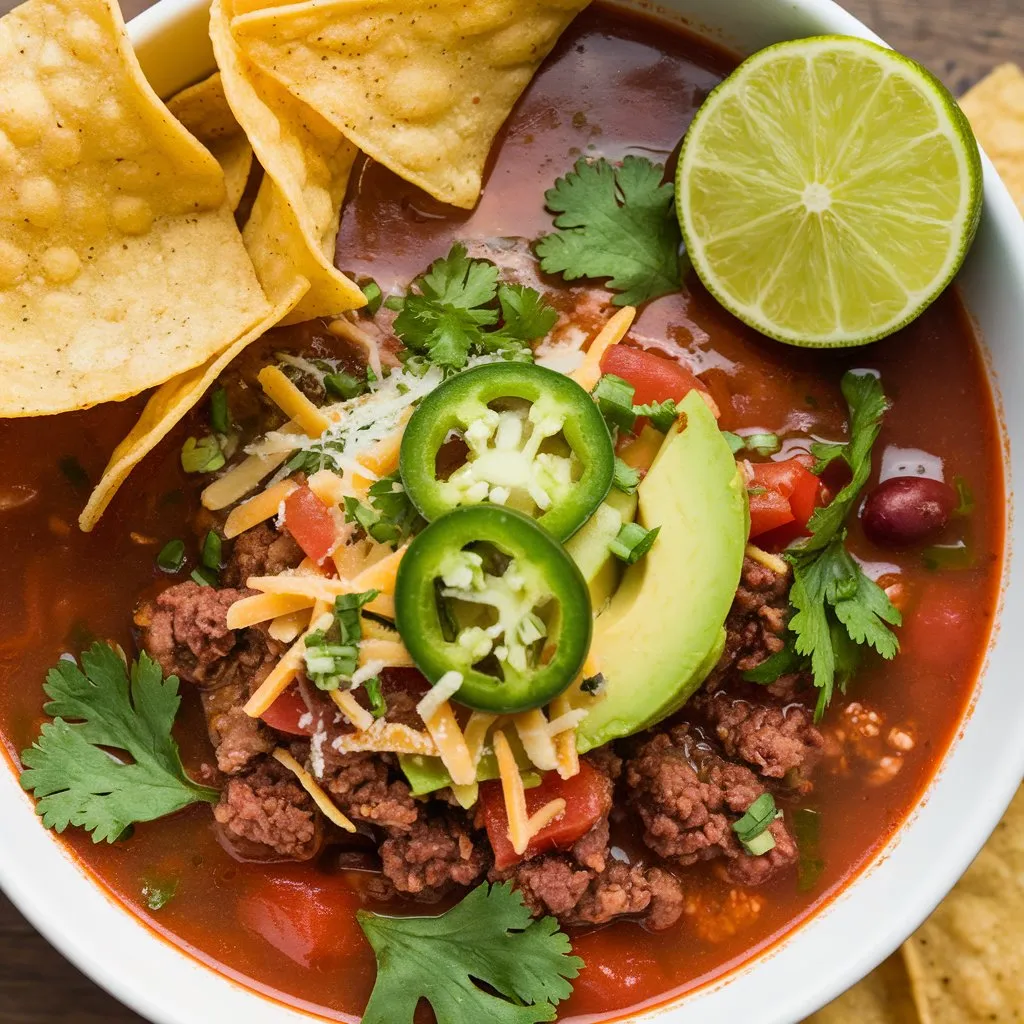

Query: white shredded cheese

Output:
[351, 658, 386, 687]
[309, 719, 328, 779]
[416, 671, 464, 724]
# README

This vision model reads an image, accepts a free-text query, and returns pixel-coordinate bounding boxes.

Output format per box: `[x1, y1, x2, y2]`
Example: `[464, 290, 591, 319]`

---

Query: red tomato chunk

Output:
[480, 761, 607, 870]
[283, 485, 338, 566]
[748, 458, 823, 548]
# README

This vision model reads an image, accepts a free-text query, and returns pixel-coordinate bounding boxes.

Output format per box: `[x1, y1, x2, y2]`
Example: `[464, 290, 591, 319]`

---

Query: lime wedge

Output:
[677, 36, 982, 347]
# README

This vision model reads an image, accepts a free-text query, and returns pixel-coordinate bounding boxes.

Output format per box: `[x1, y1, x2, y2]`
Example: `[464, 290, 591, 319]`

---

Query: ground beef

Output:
[137, 581, 269, 687]
[221, 522, 303, 588]
[379, 810, 489, 897]
[502, 855, 684, 930]
[624, 724, 796, 884]
[214, 760, 322, 860]
[723, 819, 798, 886]
[201, 680, 275, 775]
[692, 688, 824, 781]
[322, 751, 420, 832]
[712, 556, 791, 679]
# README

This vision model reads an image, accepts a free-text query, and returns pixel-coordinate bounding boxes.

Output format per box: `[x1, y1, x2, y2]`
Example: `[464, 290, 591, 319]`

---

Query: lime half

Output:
[677, 36, 983, 347]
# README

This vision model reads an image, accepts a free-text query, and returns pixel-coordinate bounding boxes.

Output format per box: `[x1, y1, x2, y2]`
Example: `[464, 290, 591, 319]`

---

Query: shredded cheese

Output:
[416, 671, 464, 724]
[464, 711, 498, 768]
[224, 479, 299, 539]
[244, 605, 332, 717]
[267, 608, 311, 644]
[245, 574, 396, 617]
[358, 639, 413, 667]
[546, 708, 589, 737]
[527, 798, 566, 838]
[350, 412, 410, 496]
[271, 748, 356, 833]
[745, 543, 789, 576]
[328, 316, 385, 380]
[225, 592, 314, 630]
[332, 720, 438, 756]
[331, 689, 375, 732]
[350, 543, 408, 592]
[307, 468, 354, 506]
[451, 782, 480, 809]
[570, 306, 637, 392]
[202, 419, 304, 511]
[513, 709, 559, 772]
[423, 701, 476, 786]
[494, 729, 530, 855]
[550, 691, 581, 781]
[258, 365, 331, 437]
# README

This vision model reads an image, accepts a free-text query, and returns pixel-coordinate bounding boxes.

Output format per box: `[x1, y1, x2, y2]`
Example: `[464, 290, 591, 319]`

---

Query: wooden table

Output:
[1, 0, 1021, 1021]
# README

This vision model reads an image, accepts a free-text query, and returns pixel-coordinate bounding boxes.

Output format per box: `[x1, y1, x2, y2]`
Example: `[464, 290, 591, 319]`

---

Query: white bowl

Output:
[2, 1, 1022, 1022]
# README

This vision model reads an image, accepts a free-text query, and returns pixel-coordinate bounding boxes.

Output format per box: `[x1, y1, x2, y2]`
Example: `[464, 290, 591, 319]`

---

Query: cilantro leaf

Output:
[779, 370, 901, 716]
[20, 644, 218, 843]
[359, 881, 582, 1024]
[535, 156, 683, 306]
[345, 472, 423, 547]
[393, 245, 555, 371]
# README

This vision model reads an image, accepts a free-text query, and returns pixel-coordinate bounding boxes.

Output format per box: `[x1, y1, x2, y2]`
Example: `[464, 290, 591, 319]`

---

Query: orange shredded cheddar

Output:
[258, 365, 330, 437]
[223, 479, 298, 539]
[570, 306, 636, 392]
[271, 748, 356, 833]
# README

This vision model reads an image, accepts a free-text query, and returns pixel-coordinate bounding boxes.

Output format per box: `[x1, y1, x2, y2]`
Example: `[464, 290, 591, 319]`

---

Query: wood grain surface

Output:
[0, 0, 1020, 1021]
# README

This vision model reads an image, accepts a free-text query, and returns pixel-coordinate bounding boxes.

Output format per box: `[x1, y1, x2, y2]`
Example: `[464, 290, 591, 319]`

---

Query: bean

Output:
[861, 476, 958, 547]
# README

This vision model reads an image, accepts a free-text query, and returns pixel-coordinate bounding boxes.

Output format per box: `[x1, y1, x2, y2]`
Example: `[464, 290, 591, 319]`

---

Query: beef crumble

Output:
[221, 522, 303, 588]
[624, 724, 797, 886]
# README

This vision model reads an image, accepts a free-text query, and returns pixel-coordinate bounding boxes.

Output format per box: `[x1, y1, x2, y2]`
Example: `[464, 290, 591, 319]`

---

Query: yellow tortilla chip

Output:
[805, 953, 921, 1024]
[166, 73, 254, 211]
[0, 0, 270, 416]
[902, 785, 1024, 1024]
[230, 0, 591, 209]
[961, 64, 1024, 215]
[79, 276, 309, 531]
[210, 0, 364, 321]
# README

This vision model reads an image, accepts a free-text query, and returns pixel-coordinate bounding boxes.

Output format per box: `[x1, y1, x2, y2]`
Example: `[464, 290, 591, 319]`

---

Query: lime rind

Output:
[677, 35, 983, 348]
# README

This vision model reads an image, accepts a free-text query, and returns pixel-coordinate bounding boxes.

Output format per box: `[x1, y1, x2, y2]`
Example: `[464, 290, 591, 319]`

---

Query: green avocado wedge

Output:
[576, 390, 747, 752]
[564, 487, 638, 611]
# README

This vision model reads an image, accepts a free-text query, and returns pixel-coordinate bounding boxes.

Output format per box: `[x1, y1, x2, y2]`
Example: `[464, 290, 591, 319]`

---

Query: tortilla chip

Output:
[210, 0, 365, 321]
[902, 785, 1024, 1024]
[229, 0, 590, 209]
[805, 953, 921, 1024]
[0, 0, 270, 416]
[79, 276, 309, 531]
[961, 64, 1024, 215]
[166, 72, 253, 211]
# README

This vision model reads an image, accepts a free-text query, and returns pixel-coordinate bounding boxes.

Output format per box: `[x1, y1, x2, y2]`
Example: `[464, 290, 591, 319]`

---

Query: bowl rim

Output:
[1, 1, 1023, 1023]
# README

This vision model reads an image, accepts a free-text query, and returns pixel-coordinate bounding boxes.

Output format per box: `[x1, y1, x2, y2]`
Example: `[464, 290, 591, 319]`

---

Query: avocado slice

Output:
[564, 487, 638, 610]
[576, 390, 747, 752]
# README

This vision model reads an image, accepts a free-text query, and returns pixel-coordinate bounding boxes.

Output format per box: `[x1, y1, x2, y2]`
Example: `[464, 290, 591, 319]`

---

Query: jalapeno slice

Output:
[394, 504, 592, 714]
[399, 361, 614, 540]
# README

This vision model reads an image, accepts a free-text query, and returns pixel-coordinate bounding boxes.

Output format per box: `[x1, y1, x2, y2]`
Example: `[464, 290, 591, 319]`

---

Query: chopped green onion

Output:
[209, 386, 230, 435]
[180, 436, 225, 474]
[723, 431, 781, 456]
[922, 541, 974, 572]
[365, 676, 387, 718]
[722, 431, 745, 455]
[609, 522, 660, 565]
[303, 630, 359, 690]
[201, 531, 222, 571]
[794, 807, 825, 891]
[592, 374, 637, 433]
[633, 398, 678, 433]
[953, 476, 974, 517]
[156, 539, 186, 574]
[580, 672, 605, 695]
[366, 365, 379, 385]
[612, 457, 641, 494]
[747, 486, 767, 496]
[58, 455, 89, 491]
[360, 279, 384, 315]
[384, 294, 405, 312]
[142, 877, 178, 911]
[190, 565, 218, 588]
[732, 792, 782, 855]
[324, 371, 367, 400]
[335, 589, 380, 645]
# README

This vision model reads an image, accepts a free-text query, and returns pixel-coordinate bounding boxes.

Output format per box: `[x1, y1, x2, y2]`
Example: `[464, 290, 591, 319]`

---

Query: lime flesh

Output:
[677, 36, 983, 347]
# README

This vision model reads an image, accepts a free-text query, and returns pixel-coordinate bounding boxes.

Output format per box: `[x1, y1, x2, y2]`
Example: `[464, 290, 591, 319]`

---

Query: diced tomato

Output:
[747, 458, 823, 548]
[237, 871, 365, 968]
[479, 761, 608, 870]
[282, 485, 338, 565]
[259, 686, 311, 736]
[600, 344, 709, 406]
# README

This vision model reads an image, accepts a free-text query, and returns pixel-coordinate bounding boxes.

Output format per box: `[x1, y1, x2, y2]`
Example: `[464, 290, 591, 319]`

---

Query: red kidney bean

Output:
[861, 476, 958, 547]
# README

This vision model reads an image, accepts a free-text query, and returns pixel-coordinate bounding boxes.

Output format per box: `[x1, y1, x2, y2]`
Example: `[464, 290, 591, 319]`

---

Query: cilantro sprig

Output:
[393, 245, 557, 371]
[20, 643, 218, 843]
[358, 881, 582, 1024]
[344, 471, 423, 547]
[748, 371, 901, 717]
[536, 156, 684, 306]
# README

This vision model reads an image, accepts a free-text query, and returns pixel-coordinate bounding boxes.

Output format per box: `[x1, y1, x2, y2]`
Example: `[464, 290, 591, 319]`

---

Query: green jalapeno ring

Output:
[398, 361, 614, 541]
[394, 504, 592, 714]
